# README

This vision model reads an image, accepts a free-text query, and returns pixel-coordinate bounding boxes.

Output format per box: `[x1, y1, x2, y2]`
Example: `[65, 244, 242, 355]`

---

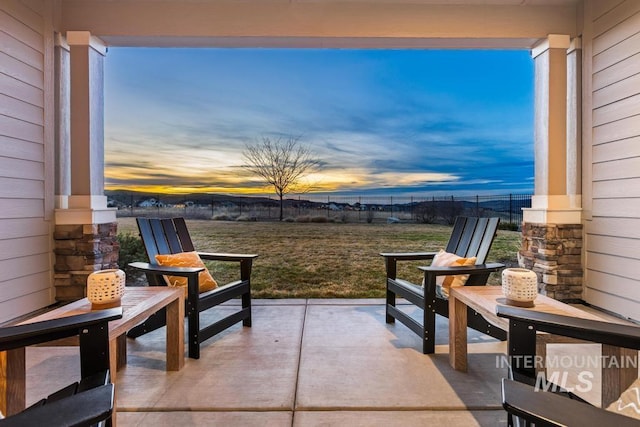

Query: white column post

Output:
[523, 34, 581, 224]
[55, 31, 115, 225]
[54, 33, 71, 210]
[566, 37, 582, 202]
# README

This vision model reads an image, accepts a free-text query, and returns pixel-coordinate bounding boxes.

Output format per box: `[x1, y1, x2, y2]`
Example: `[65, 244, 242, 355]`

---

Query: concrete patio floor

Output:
[26, 299, 512, 426]
[24, 291, 640, 427]
[46, 296, 637, 427]
[26, 295, 640, 426]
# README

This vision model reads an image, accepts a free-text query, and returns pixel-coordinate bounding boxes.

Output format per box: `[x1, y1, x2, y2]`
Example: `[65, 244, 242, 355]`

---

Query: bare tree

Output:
[243, 136, 321, 221]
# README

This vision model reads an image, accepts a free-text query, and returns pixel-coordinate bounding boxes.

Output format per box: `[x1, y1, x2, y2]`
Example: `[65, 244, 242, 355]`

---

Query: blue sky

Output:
[104, 48, 534, 197]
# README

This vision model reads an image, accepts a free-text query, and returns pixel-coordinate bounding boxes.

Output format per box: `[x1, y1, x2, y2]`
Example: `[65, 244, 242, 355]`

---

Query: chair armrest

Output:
[128, 262, 204, 277]
[379, 252, 438, 261]
[381, 252, 439, 279]
[0, 384, 114, 427]
[197, 253, 257, 283]
[501, 378, 639, 427]
[197, 252, 258, 262]
[496, 305, 640, 350]
[419, 262, 504, 276]
[0, 308, 123, 351]
[129, 262, 205, 301]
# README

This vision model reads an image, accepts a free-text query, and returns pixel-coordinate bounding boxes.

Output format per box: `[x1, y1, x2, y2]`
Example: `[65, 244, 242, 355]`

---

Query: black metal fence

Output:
[111, 193, 531, 227]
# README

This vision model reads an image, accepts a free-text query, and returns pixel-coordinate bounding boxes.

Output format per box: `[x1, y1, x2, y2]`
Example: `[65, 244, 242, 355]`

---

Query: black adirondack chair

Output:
[0, 307, 122, 427]
[127, 217, 258, 359]
[380, 216, 506, 354]
[497, 305, 640, 427]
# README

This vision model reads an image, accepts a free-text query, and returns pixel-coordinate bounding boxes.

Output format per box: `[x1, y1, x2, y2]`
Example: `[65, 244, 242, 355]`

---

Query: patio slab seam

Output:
[292, 404, 505, 411]
[291, 299, 310, 415]
[117, 407, 296, 413]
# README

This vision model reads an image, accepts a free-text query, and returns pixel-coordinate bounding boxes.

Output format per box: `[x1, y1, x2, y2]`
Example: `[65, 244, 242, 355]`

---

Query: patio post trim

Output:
[54, 32, 71, 211]
[55, 31, 115, 225]
[524, 34, 581, 225]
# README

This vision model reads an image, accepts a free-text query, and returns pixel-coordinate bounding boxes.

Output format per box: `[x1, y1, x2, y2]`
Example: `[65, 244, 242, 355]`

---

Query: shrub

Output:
[414, 202, 437, 224]
[310, 216, 328, 223]
[236, 214, 257, 222]
[295, 216, 311, 223]
[366, 209, 375, 224]
[213, 214, 234, 221]
[499, 222, 520, 231]
[116, 232, 147, 285]
[187, 210, 214, 220]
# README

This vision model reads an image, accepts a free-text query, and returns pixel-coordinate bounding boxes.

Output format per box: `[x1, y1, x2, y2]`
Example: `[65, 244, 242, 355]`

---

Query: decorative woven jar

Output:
[501, 268, 538, 307]
[87, 269, 126, 309]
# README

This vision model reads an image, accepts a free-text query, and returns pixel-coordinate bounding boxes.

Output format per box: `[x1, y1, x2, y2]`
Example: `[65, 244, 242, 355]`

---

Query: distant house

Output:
[138, 198, 170, 208]
[138, 198, 158, 208]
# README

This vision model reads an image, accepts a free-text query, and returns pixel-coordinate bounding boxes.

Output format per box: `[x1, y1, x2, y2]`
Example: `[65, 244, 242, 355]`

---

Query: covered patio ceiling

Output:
[57, 0, 581, 49]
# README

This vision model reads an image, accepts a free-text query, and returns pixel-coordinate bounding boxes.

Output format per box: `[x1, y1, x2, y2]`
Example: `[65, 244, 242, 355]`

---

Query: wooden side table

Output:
[448, 286, 637, 406]
[0, 286, 184, 424]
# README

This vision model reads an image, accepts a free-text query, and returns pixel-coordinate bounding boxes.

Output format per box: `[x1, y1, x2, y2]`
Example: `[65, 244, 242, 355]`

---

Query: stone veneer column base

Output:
[54, 222, 119, 301]
[518, 222, 583, 301]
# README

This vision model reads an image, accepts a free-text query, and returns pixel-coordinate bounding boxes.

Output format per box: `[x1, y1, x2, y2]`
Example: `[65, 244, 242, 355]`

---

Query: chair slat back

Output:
[444, 217, 499, 264]
[149, 219, 171, 255]
[465, 218, 487, 257]
[475, 217, 500, 263]
[136, 218, 160, 262]
[137, 217, 197, 262]
[453, 217, 478, 257]
[173, 217, 196, 252]
[445, 218, 466, 254]
[137, 218, 189, 287]
[161, 218, 183, 253]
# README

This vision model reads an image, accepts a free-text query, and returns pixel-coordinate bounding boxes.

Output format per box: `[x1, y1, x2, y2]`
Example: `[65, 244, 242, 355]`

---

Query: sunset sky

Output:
[104, 48, 534, 198]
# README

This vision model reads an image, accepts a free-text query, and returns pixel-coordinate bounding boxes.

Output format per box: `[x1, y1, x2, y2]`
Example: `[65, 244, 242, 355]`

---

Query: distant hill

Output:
[106, 190, 278, 206]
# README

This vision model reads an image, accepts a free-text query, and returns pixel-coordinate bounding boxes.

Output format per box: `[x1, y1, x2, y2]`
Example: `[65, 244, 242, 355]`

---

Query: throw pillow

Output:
[429, 249, 477, 298]
[154, 251, 218, 296]
[606, 378, 640, 420]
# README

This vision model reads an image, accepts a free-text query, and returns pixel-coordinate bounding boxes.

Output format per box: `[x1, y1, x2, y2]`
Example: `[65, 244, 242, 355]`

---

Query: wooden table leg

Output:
[165, 295, 184, 371]
[536, 335, 548, 377]
[0, 348, 25, 416]
[109, 337, 118, 384]
[449, 293, 468, 372]
[602, 346, 638, 407]
[116, 334, 127, 370]
[108, 337, 118, 426]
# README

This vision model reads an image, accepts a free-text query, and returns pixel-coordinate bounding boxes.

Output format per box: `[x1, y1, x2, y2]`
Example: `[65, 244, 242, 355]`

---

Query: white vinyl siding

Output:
[584, 0, 640, 321]
[0, 0, 53, 324]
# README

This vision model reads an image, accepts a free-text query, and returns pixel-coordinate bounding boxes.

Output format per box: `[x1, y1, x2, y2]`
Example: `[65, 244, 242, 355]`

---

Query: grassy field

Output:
[117, 218, 521, 298]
